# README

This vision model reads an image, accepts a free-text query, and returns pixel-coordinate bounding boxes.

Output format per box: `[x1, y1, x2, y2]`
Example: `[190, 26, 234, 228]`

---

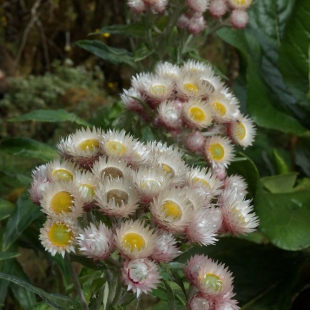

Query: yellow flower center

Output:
[234, 0, 247, 5]
[212, 101, 227, 116]
[189, 106, 206, 122]
[209, 143, 225, 161]
[105, 141, 126, 156]
[50, 191, 74, 214]
[78, 139, 99, 152]
[193, 177, 211, 188]
[162, 200, 182, 220]
[235, 122, 246, 141]
[161, 163, 175, 177]
[122, 233, 146, 252]
[101, 167, 124, 179]
[141, 179, 162, 189]
[201, 273, 223, 293]
[51, 168, 73, 181]
[79, 184, 95, 200]
[107, 189, 129, 206]
[150, 84, 166, 97]
[184, 82, 198, 95]
[48, 222, 73, 247]
[233, 208, 246, 223]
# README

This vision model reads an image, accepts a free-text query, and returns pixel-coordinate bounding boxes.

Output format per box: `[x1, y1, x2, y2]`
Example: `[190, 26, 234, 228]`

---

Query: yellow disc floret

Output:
[202, 273, 223, 293]
[48, 222, 73, 247]
[161, 163, 175, 177]
[78, 139, 99, 152]
[184, 83, 198, 94]
[189, 106, 206, 122]
[105, 141, 126, 156]
[212, 101, 227, 116]
[79, 184, 95, 200]
[162, 200, 182, 220]
[107, 189, 129, 206]
[101, 167, 124, 179]
[193, 177, 211, 188]
[235, 122, 246, 141]
[50, 191, 74, 214]
[122, 233, 146, 252]
[52, 168, 73, 181]
[209, 143, 225, 161]
[151, 84, 166, 97]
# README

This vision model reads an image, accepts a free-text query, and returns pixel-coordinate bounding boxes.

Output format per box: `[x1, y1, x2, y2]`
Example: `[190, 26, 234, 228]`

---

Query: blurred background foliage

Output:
[0, 0, 310, 309]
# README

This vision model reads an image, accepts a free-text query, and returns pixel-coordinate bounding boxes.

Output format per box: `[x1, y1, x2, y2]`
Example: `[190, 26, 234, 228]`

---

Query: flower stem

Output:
[187, 284, 197, 302]
[65, 253, 89, 310]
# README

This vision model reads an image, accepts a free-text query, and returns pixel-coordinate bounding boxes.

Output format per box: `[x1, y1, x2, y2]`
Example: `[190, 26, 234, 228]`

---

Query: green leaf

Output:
[0, 272, 82, 310]
[2, 193, 42, 251]
[273, 149, 289, 174]
[8, 109, 90, 126]
[178, 238, 306, 309]
[256, 181, 310, 250]
[217, 27, 307, 136]
[228, 152, 259, 198]
[90, 24, 145, 38]
[134, 44, 154, 62]
[0, 259, 14, 308]
[0, 138, 58, 161]
[0, 252, 19, 261]
[76, 40, 136, 68]
[163, 280, 176, 310]
[0, 199, 15, 220]
[260, 172, 298, 193]
[279, 0, 310, 112]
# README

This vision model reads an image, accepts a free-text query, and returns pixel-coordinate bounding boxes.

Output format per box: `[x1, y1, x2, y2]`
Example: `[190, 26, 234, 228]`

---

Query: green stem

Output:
[94, 285, 105, 310]
[111, 275, 123, 306]
[65, 253, 89, 310]
[187, 284, 197, 301]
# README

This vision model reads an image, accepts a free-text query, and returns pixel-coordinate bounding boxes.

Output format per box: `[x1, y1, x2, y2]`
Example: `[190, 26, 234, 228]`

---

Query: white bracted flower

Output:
[182, 60, 214, 76]
[40, 181, 84, 220]
[189, 294, 211, 310]
[228, 114, 256, 148]
[46, 159, 79, 182]
[195, 256, 234, 298]
[219, 189, 259, 235]
[131, 72, 153, 93]
[230, 9, 249, 29]
[208, 92, 239, 123]
[224, 175, 248, 198]
[101, 129, 136, 160]
[29, 164, 50, 205]
[126, 140, 152, 168]
[73, 170, 97, 203]
[183, 99, 214, 129]
[186, 0, 210, 13]
[155, 62, 180, 81]
[151, 230, 181, 263]
[114, 220, 156, 259]
[58, 127, 102, 167]
[95, 178, 139, 218]
[176, 72, 208, 99]
[186, 207, 222, 246]
[77, 222, 114, 260]
[227, 0, 252, 10]
[134, 166, 172, 202]
[128, 0, 147, 13]
[157, 100, 183, 131]
[204, 136, 235, 168]
[184, 254, 208, 284]
[209, 0, 227, 17]
[40, 218, 78, 257]
[121, 87, 146, 112]
[91, 156, 132, 181]
[121, 258, 161, 297]
[187, 166, 223, 198]
[150, 187, 192, 233]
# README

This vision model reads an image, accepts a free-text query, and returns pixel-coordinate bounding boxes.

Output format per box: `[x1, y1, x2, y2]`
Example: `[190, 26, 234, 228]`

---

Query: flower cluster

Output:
[121, 60, 256, 171]
[30, 127, 258, 301]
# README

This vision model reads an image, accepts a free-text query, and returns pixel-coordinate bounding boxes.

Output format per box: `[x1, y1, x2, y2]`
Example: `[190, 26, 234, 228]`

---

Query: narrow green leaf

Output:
[76, 40, 136, 68]
[0, 272, 82, 310]
[90, 24, 145, 38]
[8, 109, 90, 127]
[0, 138, 58, 161]
[2, 193, 41, 251]
[134, 44, 154, 61]
[0, 259, 14, 308]
[256, 181, 310, 250]
[0, 199, 15, 220]
[273, 149, 289, 174]
[163, 280, 176, 310]
[0, 252, 19, 261]
[103, 282, 109, 310]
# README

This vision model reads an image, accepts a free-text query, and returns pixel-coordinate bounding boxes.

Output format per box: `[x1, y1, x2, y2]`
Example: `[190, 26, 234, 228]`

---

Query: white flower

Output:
[227, 0, 252, 10]
[46, 159, 79, 182]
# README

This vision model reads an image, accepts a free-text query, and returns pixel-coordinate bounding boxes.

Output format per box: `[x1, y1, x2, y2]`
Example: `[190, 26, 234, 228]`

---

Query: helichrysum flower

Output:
[95, 178, 139, 218]
[189, 294, 211, 310]
[219, 190, 259, 235]
[29, 164, 50, 205]
[40, 181, 84, 219]
[183, 131, 206, 154]
[73, 170, 97, 203]
[128, 0, 147, 12]
[204, 136, 235, 168]
[77, 222, 114, 260]
[120, 87, 146, 113]
[121, 258, 161, 297]
[227, 0, 252, 10]
[151, 230, 180, 263]
[46, 159, 79, 182]
[187, 0, 210, 13]
[157, 100, 183, 131]
[186, 207, 221, 245]
[209, 0, 228, 17]
[183, 99, 214, 129]
[150, 187, 192, 233]
[155, 62, 180, 80]
[40, 218, 77, 257]
[176, 73, 207, 99]
[230, 9, 249, 29]
[185, 254, 208, 284]
[228, 114, 256, 147]
[224, 175, 247, 198]
[114, 220, 156, 259]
